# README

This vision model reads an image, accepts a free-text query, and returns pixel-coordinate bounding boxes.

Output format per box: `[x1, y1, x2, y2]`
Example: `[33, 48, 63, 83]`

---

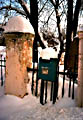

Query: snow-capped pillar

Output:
[77, 24, 83, 107]
[4, 33, 34, 98]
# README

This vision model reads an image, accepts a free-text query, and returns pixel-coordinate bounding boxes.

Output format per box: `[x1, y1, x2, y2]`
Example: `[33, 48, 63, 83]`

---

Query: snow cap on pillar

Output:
[4, 16, 35, 35]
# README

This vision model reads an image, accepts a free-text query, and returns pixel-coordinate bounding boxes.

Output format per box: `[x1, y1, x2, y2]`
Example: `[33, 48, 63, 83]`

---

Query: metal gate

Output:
[31, 56, 78, 105]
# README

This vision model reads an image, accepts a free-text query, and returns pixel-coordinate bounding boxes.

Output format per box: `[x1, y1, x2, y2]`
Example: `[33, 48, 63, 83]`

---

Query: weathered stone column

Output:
[77, 25, 83, 107]
[4, 33, 34, 98]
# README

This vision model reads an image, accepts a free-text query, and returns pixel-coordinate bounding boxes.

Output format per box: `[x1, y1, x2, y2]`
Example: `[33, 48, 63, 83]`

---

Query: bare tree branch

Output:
[18, 0, 30, 18]
[18, 0, 45, 48]
[50, 0, 62, 42]
[59, 0, 65, 5]
[50, 0, 65, 8]
[43, 9, 55, 26]
[39, 0, 48, 14]
[50, 0, 56, 7]
[0, 5, 26, 16]
[50, 0, 64, 61]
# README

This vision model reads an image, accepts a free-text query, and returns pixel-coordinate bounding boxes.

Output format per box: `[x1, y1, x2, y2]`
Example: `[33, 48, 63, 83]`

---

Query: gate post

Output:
[77, 24, 83, 107]
[3, 16, 35, 98]
[4, 34, 28, 97]
[4, 33, 34, 97]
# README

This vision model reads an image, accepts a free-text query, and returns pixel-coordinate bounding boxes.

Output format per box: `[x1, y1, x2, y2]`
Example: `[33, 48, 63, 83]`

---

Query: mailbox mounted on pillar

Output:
[38, 48, 58, 82]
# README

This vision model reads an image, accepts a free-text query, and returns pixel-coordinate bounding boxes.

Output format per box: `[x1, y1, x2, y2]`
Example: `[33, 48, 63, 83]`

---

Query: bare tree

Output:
[65, 0, 82, 69]
[0, 0, 46, 49]
[0, 0, 82, 62]
[49, 0, 65, 62]
[49, 0, 82, 66]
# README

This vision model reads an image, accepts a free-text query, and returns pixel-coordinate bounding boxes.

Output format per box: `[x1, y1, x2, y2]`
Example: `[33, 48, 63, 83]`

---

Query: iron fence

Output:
[0, 54, 6, 86]
[30, 61, 78, 105]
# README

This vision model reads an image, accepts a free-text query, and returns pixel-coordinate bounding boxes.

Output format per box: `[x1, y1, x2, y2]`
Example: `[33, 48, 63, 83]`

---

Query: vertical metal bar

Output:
[62, 66, 65, 97]
[40, 79, 44, 105]
[35, 63, 38, 96]
[72, 74, 75, 99]
[53, 82, 56, 104]
[45, 81, 48, 103]
[62, 53, 66, 98]
[68, 76, 72, 97]
[31, 62, 35, 94]
[50, 82, 53, 101]
[56, 64, 59, 99]
[1, 55, 3, 86]
[72, 55, 77, 99]
[53, 73, 59, 104]
[51, 63, 59, 103]
[4, 57, 6, 80]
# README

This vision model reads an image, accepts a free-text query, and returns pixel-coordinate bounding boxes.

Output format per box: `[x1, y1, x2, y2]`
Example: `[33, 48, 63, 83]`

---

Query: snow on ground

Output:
[0, 75, 83, 120]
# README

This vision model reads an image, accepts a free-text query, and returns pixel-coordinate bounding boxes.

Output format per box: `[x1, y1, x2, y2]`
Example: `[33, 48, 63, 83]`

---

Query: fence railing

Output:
[31, 62, 78, 105]
[0, 54, 6, 86]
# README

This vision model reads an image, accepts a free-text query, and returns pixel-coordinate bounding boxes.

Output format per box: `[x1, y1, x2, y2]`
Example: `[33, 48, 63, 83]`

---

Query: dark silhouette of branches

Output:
[0, 5, 26, 16]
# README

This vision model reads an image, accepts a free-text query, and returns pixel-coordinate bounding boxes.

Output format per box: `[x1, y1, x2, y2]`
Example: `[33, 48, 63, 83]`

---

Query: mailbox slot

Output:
[42, 67, 48, 75]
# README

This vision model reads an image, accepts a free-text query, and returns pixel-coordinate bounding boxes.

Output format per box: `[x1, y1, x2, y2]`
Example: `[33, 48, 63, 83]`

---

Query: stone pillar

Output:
[5, 33, 34, 98]
[77, 25, 83, 107]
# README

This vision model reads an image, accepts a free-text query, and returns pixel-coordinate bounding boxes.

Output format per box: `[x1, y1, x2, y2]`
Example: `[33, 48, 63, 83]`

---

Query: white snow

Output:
[4, 16, 35, 34]
[0, 75, 83, 120]
[40, 47, 58, 59]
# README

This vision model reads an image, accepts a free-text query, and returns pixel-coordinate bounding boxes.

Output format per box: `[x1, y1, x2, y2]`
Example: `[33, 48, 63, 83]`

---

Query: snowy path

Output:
[0, 73, 83, 120]
[0, 84, 83, 120]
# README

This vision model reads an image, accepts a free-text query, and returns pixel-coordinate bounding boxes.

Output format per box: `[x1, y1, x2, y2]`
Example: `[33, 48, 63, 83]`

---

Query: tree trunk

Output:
[30, 0, 46, 49]
[50, 0, 64, 61]
[55, 0, 64, 61]
[18, 0, 45, 49]
[65, 0, 73, 69]
[73, 0, 81, 37]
